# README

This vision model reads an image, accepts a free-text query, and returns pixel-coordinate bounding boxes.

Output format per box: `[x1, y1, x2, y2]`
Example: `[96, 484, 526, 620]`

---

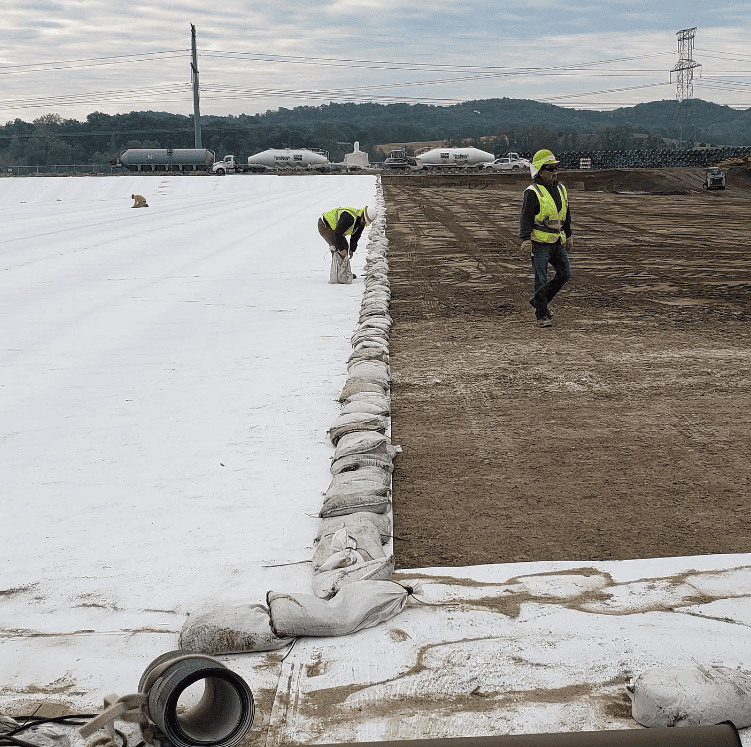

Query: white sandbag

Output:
[268, 580, 407, 638]
[323, 476, 391, 500]
[348, 348, 389, 365]
[327, 467, 392, 491]
[354, 339, 389, 354]
[627, 665, 751, 728]
[329, 251, 353, 284]
[319, 490, 391, 518]
[179, 603, 293, 654]
[331, 453, 394, 475]
[313, 513, 390, 570]
[333, 431, 389, 460]
[312, 556, 395, 599]
[339, 379, 387, 401]
[347, 360, 390, 378]
[324, 479, 390, 501]
[351, 330, 389, 347]
[340, 400, 390, 416]
[342, 391, 391, 407]
[317, 511, 391, 541]
[328, 412, 388, 445]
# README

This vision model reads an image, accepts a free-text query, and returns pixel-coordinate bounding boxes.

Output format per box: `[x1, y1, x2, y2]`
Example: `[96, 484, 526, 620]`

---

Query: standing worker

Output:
[519, 149, 573, 327]
[318, 205, 377, 284]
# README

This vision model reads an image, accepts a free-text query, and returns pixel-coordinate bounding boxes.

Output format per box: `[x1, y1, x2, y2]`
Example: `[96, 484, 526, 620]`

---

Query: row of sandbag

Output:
[308, 198, 400, 606]
[179, 184, 410, 653]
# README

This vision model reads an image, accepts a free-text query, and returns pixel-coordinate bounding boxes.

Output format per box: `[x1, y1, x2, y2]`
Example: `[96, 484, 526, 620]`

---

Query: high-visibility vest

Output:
[526, 183, 568, 243]
[323, 207, 362, 234]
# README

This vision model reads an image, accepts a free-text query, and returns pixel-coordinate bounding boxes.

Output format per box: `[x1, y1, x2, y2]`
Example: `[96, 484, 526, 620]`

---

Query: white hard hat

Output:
[363, 205, 379, 225]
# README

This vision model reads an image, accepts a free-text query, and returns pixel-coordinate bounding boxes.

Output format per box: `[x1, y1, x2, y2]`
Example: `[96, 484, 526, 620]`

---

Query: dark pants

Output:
[531, 240, 572, 318]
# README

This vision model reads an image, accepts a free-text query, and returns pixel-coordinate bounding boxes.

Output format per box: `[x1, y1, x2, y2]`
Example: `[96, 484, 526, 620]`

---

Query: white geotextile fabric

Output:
[628, 665, 751, 728]
[268, 579, 407, 636]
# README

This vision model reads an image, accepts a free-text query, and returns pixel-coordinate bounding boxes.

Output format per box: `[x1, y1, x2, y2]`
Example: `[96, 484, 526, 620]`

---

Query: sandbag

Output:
[353, 339, 389, 354]
[627, 665, 751, 728]
[346, 362, 390, 381]
[324, 478, 390, 501]
[313, 513, 391, 570]
[331, 453, 393, 475]
[268, 580, 407, 638]
[333, 431, 390, 460]
[339, 379, 387, 401]
[312, 556, 395, 599]
[329, 250, 353, 284]
[319, 489, 391, 518]
[327, 412, 388, 445]
[342, 391, 391, 408]
[327, 467, 392, 490]
[347, 348, 389, 365]
[179, 603, 293, 654]
[340, 400, 390, 416]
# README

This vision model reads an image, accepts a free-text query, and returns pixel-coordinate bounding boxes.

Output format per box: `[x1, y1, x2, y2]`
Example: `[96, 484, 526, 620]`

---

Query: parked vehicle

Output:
[382, 149, 413, 170]
[247, 148, 330, 171]
[212, 155, 268, 174]
[411, 147, 495, 170]
[115, 148, 215, 172]
[703, 167, 726, 190]
[482, 153, 531, 172]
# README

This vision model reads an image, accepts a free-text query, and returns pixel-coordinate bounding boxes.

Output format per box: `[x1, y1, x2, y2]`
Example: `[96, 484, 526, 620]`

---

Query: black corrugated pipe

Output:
[311, 723, 741, 747]
[138, 652, 255, 747]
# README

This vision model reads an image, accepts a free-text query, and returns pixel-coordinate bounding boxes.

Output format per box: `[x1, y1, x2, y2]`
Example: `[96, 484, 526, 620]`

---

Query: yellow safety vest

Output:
[323, 207, 363, 235]
[526, 183, 568, 244]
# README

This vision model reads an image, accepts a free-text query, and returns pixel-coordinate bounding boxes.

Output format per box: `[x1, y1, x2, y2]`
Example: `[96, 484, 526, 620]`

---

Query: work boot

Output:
[529, 297, 552, 319]
[536, 317, 553, 328]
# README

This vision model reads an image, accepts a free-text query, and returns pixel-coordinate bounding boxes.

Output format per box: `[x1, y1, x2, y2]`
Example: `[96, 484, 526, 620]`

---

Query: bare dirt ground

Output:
[383, 168, 751, 569]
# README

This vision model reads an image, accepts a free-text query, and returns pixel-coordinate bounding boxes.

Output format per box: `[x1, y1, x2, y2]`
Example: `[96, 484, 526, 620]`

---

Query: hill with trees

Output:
[1, 98, 750, 168]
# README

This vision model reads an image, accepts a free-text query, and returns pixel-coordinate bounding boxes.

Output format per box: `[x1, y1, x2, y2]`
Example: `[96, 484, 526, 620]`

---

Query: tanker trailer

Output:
[116, 148, 215, 172]
[247, 148, 330, 171]
[411, 146, 495, 170]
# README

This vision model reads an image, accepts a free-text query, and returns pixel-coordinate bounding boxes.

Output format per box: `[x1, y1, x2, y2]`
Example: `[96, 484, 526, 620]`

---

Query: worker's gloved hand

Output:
[520, 240, 532, 256]
[565, 236, 574, 251]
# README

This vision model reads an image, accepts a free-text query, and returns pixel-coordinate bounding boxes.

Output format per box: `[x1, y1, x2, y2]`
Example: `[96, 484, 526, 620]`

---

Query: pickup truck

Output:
[482, 152, 531, 172]
[212, 155, 268, 174]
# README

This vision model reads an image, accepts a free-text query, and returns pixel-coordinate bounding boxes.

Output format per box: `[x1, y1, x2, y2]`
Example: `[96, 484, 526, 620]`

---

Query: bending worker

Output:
[519, 149, 573, 328]
[318, 205, 377, 284]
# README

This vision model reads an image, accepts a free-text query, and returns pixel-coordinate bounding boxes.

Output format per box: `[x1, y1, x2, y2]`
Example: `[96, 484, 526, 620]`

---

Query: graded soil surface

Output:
[383, 168, 751, 569]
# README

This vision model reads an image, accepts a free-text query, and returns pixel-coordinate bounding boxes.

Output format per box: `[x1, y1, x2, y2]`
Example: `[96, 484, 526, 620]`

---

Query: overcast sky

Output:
[0, 0, 749, 123]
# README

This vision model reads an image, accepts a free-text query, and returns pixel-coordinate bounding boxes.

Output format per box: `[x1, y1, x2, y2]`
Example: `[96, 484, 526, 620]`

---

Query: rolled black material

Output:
[140, 653, 254, 747]
[311, 723, 741, 747]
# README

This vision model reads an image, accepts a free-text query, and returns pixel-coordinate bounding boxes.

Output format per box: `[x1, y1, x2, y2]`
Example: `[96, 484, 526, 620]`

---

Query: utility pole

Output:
[191, 24, 202, 149]
[670, 27, 701, 149]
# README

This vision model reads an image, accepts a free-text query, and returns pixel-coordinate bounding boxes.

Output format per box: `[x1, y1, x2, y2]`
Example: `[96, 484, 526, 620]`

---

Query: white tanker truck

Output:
[247, 148, 331, 171]
[410, 146, 495, 170]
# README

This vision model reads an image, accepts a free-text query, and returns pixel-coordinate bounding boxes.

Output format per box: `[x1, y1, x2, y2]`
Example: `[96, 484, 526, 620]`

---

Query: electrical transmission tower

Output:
[670, 27, 701, 149]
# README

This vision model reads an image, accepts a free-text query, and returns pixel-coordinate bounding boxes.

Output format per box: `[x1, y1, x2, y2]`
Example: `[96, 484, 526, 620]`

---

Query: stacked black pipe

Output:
[516, 146, 751, 170]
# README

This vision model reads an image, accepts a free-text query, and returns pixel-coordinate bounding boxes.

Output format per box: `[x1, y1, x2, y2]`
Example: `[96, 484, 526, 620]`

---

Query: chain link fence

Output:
[2, 164, 117, 176]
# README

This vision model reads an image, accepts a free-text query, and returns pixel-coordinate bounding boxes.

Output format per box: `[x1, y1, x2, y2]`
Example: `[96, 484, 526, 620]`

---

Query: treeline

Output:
[1, 98, 750, 167]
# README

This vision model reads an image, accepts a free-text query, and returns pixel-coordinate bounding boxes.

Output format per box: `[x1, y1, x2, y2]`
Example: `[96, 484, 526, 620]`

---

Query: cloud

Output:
[0, 0, 748, 120]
